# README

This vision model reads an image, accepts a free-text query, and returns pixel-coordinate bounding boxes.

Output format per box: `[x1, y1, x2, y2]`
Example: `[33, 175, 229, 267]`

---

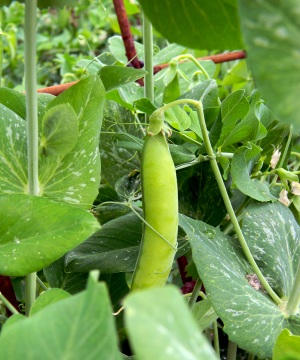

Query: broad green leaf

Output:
[242, 202, 300, 298]
[218, 90, 250, 147]
[177, 162, 227, 226]
[40, 75, 105, 208]
[0, 105, 27, 195]
[124, 286, 218, 360]
[0, 194, 100, 276]
[0, 75, 105, 209]
[40, 104, 78, 157]
[99, 66, 146, 92]
[65, 213, 142, 273]
[231, 142, 277, 202]
[0, 275, 122, 360]
[29, 288, 71, 316]
[239, 0, 300, 130]
[100, 273, 130, 311]
[273, 329, 300, 360]
[43, 256, 89, 295]
[138, 0, 243, 50]
[179, 214, 300, 359]
[192, 299, 218, 332]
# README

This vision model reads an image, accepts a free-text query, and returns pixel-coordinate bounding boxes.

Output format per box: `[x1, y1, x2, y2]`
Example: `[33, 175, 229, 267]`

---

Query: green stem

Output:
[226, 341, 237, 360]
[36, 275, 49, 291]
[213, 320, 220, 358]
[195, 101, 282, 306]
[173, 54, 211, 80]
[24, 0, 38, 315]
[188, 278, 202, 309]
[0, 292, 19, 315]
[270, 125, 293, 188]
[142, 13, 153, 123]
[285, 260, 300, 315]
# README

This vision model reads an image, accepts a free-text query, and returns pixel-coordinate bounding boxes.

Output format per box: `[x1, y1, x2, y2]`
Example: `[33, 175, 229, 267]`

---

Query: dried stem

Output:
[113, 0, 142, 69]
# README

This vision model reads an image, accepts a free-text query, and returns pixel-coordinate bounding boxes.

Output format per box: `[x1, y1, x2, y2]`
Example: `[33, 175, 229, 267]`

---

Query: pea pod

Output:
[131, 131, 178, 291]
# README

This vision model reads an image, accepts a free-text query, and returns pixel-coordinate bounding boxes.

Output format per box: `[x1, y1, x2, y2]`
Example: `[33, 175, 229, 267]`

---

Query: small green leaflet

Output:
[231, 142, 277, 202]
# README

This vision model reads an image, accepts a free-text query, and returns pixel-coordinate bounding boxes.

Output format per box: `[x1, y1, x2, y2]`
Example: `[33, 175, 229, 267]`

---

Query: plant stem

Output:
[36, 276, 49, 291]
[213, 320, 220, 358]
[285, 260, 300, 315]
[227, 340, 237, 360]
[188, 278, 202, 309]
[173, 54, 211, 80]
[24, 0, 38, 315]
[0, 292, 19, 315]
[195, 101, 282, 305]
[142, 12, 153, 123]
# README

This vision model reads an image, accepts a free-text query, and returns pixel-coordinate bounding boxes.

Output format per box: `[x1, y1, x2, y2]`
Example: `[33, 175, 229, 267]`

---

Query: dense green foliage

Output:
[0, 1, 300, 359]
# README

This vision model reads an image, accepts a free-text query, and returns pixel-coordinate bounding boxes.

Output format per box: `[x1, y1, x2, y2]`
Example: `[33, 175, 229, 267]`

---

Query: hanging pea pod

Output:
[131, 118, 178, 291]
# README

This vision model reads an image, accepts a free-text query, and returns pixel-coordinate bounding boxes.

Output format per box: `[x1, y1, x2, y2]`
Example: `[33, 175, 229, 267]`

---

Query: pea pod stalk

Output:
[131, 115, 178, 291]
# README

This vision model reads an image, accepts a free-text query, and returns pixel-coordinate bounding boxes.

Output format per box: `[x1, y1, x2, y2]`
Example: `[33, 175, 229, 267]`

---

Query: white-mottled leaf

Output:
[179, 213, 300, 359]
[242, 201, 300, 298]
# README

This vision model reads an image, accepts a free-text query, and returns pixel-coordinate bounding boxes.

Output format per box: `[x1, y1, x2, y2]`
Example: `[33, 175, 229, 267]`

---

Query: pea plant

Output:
[0, 0, 300, 359]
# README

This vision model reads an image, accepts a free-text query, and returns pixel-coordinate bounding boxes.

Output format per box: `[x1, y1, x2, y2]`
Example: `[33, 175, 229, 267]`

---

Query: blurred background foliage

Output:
[0, 0, 142, 88]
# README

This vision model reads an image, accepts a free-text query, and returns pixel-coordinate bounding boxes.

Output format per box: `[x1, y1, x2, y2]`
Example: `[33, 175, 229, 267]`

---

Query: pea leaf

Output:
[40, 104, 78, 157]
[273, 329, 300, 360]
[40, 74, 105, 208]
[29, 288, 71, 316]
[231, 142, 277, 202]
[192, 299, 218, 332]
[124, 286, 218, 360]
[179, 212, 300, 359]
[0, 275, 122, 360]
[218, 90, 250, 147]
[138, 0, 243, 50]
[43, 256, 89, 295]
[65, 213, 142, 273]
[0, 194, 100, 276]
[99, 66, 146, 92]
[242, 202, 300, 298]
[239, 0, 300, 130]
[177, 162, 227, 226]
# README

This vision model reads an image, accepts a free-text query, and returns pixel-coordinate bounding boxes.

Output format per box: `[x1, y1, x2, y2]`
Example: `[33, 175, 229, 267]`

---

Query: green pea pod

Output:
[131, 132, 178, 291]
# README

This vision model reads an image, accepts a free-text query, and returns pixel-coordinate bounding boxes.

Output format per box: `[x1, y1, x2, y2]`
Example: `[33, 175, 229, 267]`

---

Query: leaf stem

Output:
[188, 278, 202, 309]
[24, 0, 38, 315]
[285, 260, 300, 315]
[142, 12, 154, 122]
[0, 292, 19, 315]
[226, 340, 237, 360]
[195, 101, 282, 306]
[213, 320, 220, 358]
